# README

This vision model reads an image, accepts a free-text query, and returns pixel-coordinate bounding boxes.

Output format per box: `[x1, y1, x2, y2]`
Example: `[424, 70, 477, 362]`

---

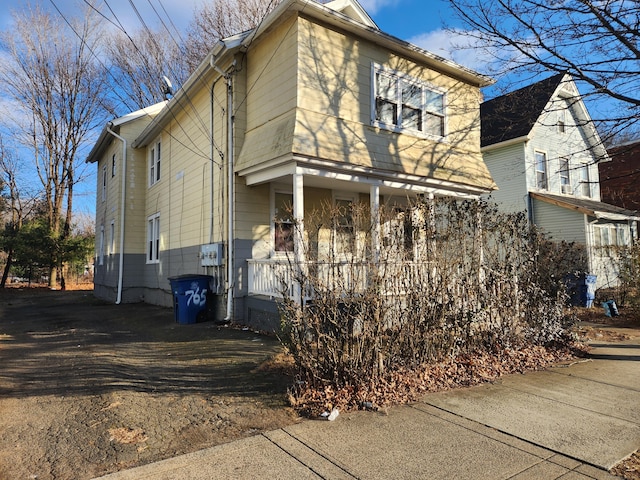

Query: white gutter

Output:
[106, 123, 127, 304]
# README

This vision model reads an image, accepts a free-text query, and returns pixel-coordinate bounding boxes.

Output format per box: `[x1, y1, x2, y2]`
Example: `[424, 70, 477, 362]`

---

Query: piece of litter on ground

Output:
[328, 408, 339, 421]
[242, 327, 249, 331]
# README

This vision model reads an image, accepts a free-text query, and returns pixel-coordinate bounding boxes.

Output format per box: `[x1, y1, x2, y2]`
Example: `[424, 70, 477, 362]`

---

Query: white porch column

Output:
[293, 172, 305, 302]
[370, 184, 380, 263]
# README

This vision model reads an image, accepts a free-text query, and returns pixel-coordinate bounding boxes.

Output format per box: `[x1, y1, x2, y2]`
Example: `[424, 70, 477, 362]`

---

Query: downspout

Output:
[224, 72, 234, 322]
[211, 58, 235, 322]
[210, 73, 225, 243]
[106, 123, 126, 304]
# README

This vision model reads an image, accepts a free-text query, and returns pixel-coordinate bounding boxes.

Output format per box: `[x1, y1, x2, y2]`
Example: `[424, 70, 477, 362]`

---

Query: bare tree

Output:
[184, 0, 282, 70]
[446, 0, 640, 139]
[106, 27, 191, 111]
[0, 4, 110, 288]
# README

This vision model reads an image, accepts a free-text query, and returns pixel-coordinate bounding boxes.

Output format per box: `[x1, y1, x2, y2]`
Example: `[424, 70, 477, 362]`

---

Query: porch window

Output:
[535, 151, 547, 189]
[274, 192, 294, 253]
[373, 64, 445, 138]
[383, 207, 414, 258]
[559, 157, 571, 194]
[147, 213, 160, 263]
[335, 198, 355, 254]
[149, 140, 161, 187]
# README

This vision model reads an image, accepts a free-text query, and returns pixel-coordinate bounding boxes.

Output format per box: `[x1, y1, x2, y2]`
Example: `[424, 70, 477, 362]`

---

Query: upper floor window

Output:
[149, 140, 161, 186]
[147, 213, 160, 263]
[557, 110, 566, 133]
[372, 64, 445, 138]
[111, 153, 116, 177]
[559, 157, 571, 194]
[535, 151, 547, 190]
[579, 163, 591, 197]
[102, 165, 107, 202]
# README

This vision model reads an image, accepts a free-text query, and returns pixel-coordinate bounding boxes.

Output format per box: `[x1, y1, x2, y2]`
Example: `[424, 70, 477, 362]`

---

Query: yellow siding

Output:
[235, 16, 299, 172]
[294, 17, 493, 190]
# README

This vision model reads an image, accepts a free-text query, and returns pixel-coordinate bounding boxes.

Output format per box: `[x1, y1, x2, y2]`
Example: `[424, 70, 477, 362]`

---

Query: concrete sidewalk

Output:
[95, 340, 639, 480]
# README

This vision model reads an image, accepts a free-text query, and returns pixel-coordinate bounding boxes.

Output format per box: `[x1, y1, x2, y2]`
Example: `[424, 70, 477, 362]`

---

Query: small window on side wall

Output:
[149, 140, 161, 187]
[274, 192, 294, 254]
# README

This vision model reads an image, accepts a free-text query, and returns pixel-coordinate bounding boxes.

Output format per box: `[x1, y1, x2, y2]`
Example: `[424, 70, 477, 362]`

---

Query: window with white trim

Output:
[557, 110, 566, 133]
[149, 140, 161, 186]
[372, 64, 445, 137]
[559, 157, 571, 194]
[147, 213, 160, 263]
[273, 192, 294, 254]
[98, 225, 105, 265]
[334, 196, 357, 255]
[102, 165, 107, 201]
[109, 221, 115, 256]
[535, 151, 547, 190]
[579, 163, 591, 197]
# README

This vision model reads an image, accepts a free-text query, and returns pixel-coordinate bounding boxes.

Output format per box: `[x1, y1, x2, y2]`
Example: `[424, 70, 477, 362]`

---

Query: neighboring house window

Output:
[111, 154, 116, 177]
[557, 110, 566, 133]
[535, 151, 548, 189]
[274, 192, 294, 253]
[579, 163, 591, 197]
[149, 140, 161, 186]
[109, 221, 115, 255]
[147, 213, 160, 263]
[372, 64, 445, 138]
[594, 225, 628, 249]
[102, 165, 107, 201]
[98, 225, 105, 265]
[559, 157, 571, 194]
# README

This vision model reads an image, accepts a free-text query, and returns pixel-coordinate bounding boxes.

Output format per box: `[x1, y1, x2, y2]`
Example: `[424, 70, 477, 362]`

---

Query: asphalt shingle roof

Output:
[481, 73, 565, 148]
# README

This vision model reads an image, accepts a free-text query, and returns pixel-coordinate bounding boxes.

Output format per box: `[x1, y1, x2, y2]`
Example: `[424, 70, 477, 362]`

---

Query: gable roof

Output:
[531, 192, 640, 222]
[86, 101, 166, 164]
[134, 0, 493, 149]
[480, 73, 565, 148]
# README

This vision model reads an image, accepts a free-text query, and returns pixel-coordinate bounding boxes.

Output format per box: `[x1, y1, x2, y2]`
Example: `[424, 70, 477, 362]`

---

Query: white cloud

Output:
[408, 29, 496, 75]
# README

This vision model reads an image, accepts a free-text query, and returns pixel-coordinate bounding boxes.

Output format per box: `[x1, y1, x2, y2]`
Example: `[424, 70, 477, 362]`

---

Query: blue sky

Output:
[0, 0, 505, 219]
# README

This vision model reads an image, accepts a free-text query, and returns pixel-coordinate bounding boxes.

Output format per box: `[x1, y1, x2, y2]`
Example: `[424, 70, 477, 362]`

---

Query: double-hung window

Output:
[147, 213, 160, 263]
[559, 157, 571, 194]
[580, 163, 591, 197]
[149, 140, 161, 186]
[98, 225, 105, 265]
[535, 151, 548, 190]
[373, 64, 445, 138]
[102, 165, 107, 202]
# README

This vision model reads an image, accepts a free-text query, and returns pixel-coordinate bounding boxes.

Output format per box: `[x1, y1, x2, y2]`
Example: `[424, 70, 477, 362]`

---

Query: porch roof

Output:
[238, 154, 492, 199]
[531, 192, 640, 222]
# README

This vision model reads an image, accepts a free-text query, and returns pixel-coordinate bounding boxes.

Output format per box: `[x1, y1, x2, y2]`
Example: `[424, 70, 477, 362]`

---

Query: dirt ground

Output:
[0, 288, 300, 480]
[1, 288, 639, 480]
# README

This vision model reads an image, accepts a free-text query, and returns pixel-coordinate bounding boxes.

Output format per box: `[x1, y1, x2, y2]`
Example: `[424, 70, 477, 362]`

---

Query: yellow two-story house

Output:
[87, 0, 496, 329]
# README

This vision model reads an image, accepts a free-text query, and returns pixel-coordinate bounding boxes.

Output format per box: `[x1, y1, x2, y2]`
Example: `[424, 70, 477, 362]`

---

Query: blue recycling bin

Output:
[565, 273, 597, 307]
[168, 275, 212, 324]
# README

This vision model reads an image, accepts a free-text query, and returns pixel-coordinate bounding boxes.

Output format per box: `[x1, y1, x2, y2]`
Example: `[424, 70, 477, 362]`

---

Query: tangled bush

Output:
[278, 198, 582, 413]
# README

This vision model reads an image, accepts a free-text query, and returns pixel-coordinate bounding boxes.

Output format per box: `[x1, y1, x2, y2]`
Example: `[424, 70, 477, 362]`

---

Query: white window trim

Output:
[102, 165, 107, 202]
[98, 225, 105, 265]
[534, 150, 548, 190]
[149, 139, 161, 187]
[271, 187, 294, 257]
[109, 220, 115, 256]
[332, 191, 360, 258]
[371, 63, 447, 140]
[147, 213, 160, 264]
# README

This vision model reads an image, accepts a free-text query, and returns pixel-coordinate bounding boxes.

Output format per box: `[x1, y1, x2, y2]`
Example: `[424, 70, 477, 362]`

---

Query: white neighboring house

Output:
[481, 73, 639, 289]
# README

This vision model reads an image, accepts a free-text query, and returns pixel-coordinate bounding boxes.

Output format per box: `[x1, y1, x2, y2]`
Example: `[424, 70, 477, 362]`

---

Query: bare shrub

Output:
[278, 198, 580, 410]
